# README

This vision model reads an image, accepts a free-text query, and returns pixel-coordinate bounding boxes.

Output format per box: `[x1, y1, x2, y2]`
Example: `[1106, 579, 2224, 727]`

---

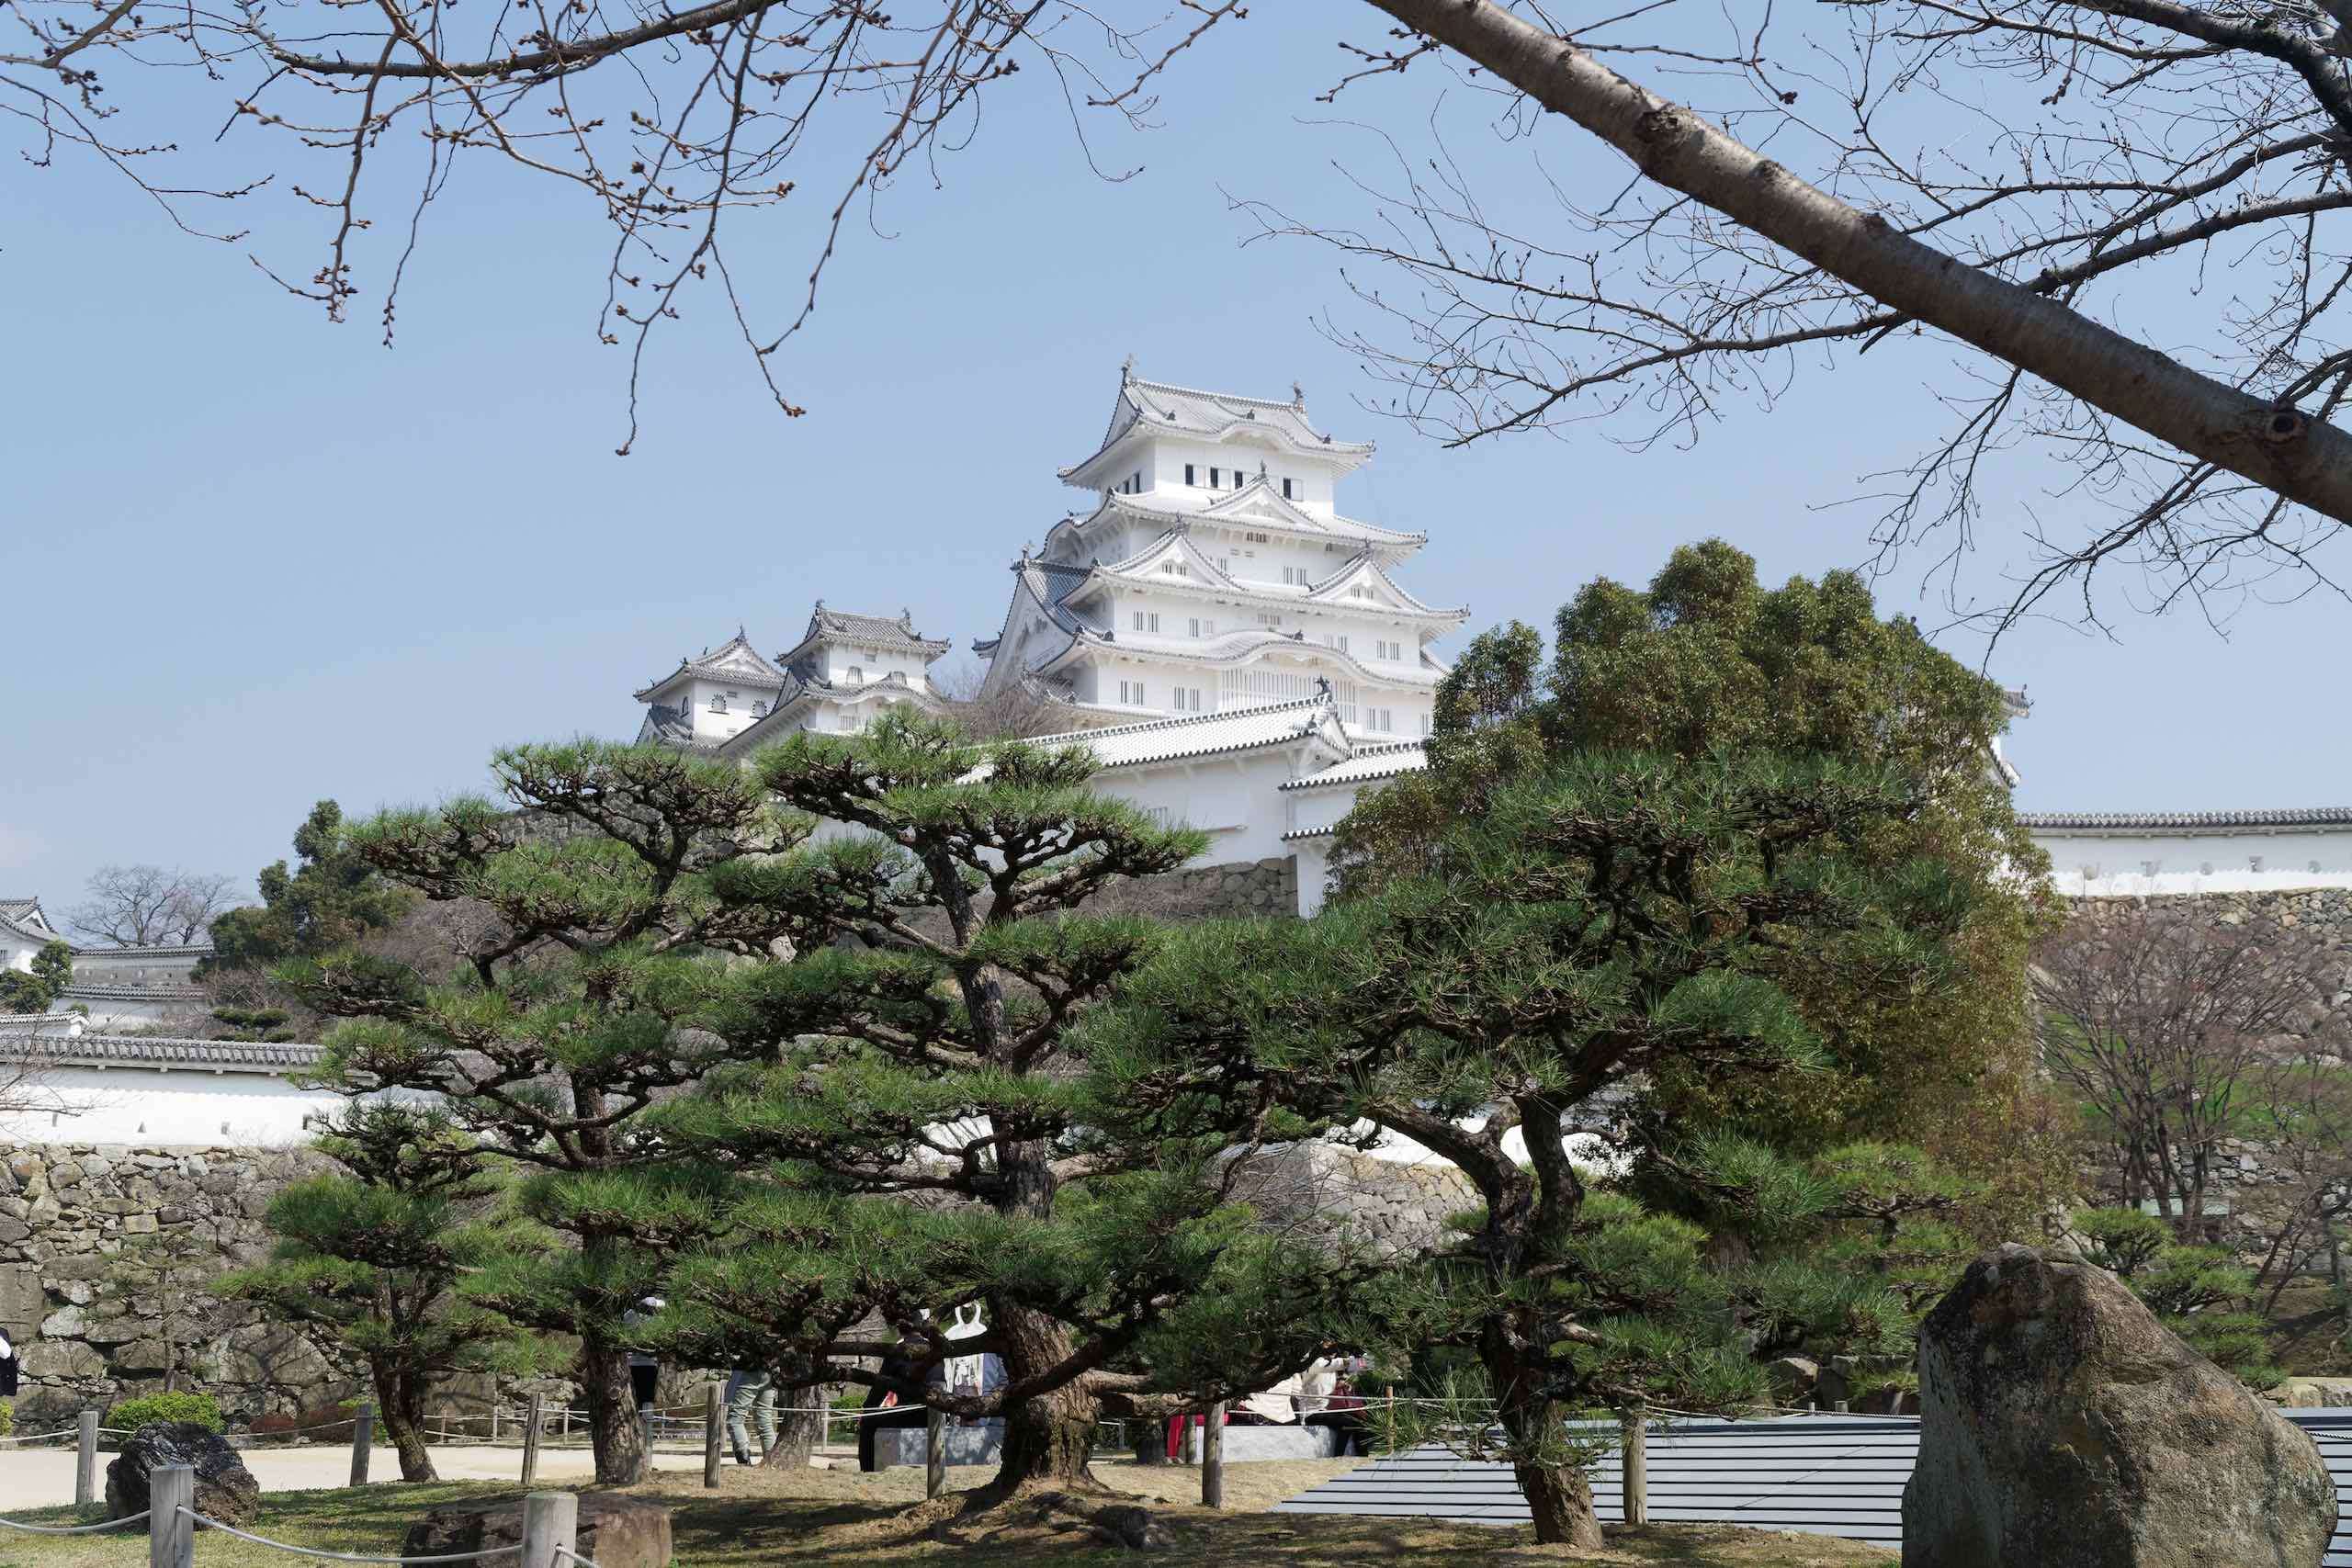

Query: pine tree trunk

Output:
[1516, 1458, 1605, 1547]
[374, 1361, 438, 1483]
[762, 1360, 826, 1470]
[582, 1334, 647, 1486]
[986, 1299, 1100, 1492]
[1486, 1322, 1603, 1548]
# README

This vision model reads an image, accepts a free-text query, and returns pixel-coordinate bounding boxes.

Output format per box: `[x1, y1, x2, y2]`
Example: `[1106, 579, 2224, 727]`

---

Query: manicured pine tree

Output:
[224, 1103, 531, 1481]
[651, 713, 1346, 1495]
[1084, 750, 1987, 1544]
[280, 742, 802, 1484]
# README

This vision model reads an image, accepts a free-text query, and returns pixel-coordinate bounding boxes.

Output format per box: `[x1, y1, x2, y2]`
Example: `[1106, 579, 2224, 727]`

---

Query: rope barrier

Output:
[552, 1547, 602, 1568]
[0, 1427, 85, 1444]
[0, 1512, 150, 1535]
[182, 1512, 523, 1564]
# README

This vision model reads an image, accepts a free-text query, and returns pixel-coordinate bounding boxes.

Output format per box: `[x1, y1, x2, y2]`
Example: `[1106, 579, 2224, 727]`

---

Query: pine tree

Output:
[280, 742, 801, 1484]
[1085, 750, 1988, 1544]
[225, 1103, 529, 1480]
[647, 713, 1343, 1495]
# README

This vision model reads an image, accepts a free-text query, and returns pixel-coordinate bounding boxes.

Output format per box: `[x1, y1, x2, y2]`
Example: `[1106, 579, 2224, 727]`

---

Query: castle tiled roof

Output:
[1280, 741, 1430, 792]
[1028, 694, 1350, 771]
[58, 982, 209, 1003]
[777, 604, 950, 668]
[2017, 808, 2352, 831]
[0, 1034, 324, 1074]
[634, 630, 790, 701]
[72, 942, 215, 961]
[1063, 369, 1374, 484]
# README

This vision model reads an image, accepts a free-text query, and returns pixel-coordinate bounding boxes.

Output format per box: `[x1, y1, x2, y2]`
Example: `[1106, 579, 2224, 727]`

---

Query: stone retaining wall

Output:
[0, 1144, 353, 1423]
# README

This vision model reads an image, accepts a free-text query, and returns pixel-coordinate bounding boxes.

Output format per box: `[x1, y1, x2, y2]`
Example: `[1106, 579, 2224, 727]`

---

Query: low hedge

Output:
[107, 1392, 225, 1433]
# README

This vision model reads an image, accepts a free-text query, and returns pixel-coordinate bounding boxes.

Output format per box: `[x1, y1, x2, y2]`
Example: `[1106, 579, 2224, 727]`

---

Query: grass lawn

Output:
[0, 1457, 1893, 1567]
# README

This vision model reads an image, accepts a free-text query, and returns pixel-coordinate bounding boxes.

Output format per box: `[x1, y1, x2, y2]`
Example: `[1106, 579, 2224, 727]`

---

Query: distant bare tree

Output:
[68, 865, 238, 947]
[2036, 902, 2350, 1240]
[929, 658, 1080, 741]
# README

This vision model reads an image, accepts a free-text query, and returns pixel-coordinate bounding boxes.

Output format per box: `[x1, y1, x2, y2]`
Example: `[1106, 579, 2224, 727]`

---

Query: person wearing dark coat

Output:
[0, 1327, 18, 1397]
[856, 1332, 944, 1472]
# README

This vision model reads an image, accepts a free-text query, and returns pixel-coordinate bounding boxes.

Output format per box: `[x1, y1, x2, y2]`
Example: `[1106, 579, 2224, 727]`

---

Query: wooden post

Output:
[76, 1409, 99, 1507]
[1200, 1401, 1226, 1509]
[1833, 1399, 1849, 1414]
[522, 1394, 544, 1486]
[491, 1403, 502, 1444]
[1621, 1404, 1648, 1526]
[348, 1402, 374, 1487]
[147, 1464, 194, 1568]
[703, 1382, 724, 1489]
[925, 1406, 946, 1500]
[1384, 1385, 1397, 1455]
[519, 1491, 576, 1568]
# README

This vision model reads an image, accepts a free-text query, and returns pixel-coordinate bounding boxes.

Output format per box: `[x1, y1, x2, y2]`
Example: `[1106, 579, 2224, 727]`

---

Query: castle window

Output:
[1419, 713, 1431, 736]
[1210, 468, 1221, 488]
[709, 694, 728, 713]
[1185, 464, 1197, 485]
[1282, 478, 1295, 499]
[1131, 612, 1159, 633]
[848, 666, 864, 683]
[752, 700, 768, 716]
[1259, 613, 1282, 628]
[1119, 679, 1148, 705]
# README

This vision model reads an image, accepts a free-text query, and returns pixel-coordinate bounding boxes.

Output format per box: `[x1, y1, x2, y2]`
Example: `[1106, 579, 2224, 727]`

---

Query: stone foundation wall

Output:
[0, 1144, 356, 1423]
[1084, 855, 1300, 921]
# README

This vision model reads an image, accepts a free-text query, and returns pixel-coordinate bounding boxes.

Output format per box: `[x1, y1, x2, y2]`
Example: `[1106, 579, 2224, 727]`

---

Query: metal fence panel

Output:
[1277, 1410, 2352, 1562]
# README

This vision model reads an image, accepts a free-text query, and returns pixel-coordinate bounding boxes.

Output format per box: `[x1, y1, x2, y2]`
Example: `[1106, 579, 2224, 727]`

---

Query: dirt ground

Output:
[0, 1450, 1894, 1568]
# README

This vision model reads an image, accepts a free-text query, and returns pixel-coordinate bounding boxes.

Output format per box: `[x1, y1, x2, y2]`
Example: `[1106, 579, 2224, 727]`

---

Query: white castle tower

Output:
[973, 367, 1468, 738]
[634, 604, 950, 758]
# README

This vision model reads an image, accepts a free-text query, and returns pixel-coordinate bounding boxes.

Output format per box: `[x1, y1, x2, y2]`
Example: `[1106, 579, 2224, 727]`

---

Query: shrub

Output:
[0, 1397, 14, 1437]
[108, 1393, 224, 1433]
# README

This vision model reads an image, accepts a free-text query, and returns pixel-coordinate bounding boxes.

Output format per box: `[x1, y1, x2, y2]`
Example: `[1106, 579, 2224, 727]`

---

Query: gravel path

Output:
[0, 1446, 626, 1514]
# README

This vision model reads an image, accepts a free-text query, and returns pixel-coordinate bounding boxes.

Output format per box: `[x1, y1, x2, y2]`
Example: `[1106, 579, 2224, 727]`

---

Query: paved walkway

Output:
[0, 1445, 635, 1514]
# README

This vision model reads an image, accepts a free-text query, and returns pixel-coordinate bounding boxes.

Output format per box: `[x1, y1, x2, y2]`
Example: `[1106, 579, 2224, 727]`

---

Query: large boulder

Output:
[1905, 1244, 2335, 1568]
[403, 1495, 672, 1568]
[105, 1423, 263, 1529]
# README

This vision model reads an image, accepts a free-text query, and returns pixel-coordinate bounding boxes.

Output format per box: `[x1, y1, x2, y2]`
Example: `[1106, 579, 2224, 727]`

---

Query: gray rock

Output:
[403, 1495, 672, 1568]
[105, 1422, 263, 1529]
[1904, 1244, 2335, 1568]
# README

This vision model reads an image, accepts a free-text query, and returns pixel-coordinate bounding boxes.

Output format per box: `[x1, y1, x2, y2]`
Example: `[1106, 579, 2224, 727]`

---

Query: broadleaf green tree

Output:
[1336, 542, 2065, 1234]
[1085, 750, 1988, 1544]
[203, 801, 414, 976]
[225, 1102, 533, 1480]
[0, 941, 73, 1013]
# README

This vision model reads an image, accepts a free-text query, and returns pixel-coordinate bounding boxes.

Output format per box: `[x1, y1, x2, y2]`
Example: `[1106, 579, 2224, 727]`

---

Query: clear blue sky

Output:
[5, 0, 2346, 918]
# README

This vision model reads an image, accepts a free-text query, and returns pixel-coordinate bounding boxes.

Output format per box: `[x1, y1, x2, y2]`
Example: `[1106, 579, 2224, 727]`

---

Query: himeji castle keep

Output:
[10, 363, 2352, 1150]
[618, 365, 2352, 918]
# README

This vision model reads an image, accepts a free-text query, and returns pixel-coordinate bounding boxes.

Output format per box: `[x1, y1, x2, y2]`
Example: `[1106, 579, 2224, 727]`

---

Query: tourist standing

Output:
[724, 1366, 777, 1465]
[856, 1330, 940, 1473]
